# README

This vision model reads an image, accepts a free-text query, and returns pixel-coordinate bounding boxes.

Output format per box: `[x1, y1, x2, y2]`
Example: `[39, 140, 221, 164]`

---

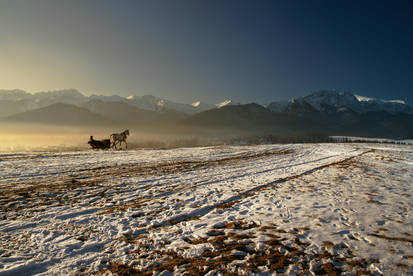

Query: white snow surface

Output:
[0, 143, 412, 275]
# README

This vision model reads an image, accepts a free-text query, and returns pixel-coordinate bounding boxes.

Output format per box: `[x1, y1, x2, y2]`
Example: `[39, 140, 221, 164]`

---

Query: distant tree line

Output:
[230, 133, 331, 145]
[230, 134, 413, 146]
[330, 136, 412, 145]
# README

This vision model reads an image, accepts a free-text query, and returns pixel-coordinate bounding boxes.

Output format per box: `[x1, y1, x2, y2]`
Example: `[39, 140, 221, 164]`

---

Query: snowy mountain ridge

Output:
[268, 90, 412, 115]
[1, 89, 412, 118]
[2, 89, 413, 138]
[89, 94, 216, 114]
[0, 89, 217, 116]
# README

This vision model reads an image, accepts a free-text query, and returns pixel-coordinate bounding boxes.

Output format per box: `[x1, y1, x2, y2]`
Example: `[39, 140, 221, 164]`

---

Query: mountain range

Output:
[267, 90, 413, 115]
[0, 89, 227, 117]
[1, 89, 412, 139]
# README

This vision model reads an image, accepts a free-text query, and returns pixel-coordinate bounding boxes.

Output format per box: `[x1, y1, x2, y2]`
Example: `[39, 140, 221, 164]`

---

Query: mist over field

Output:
[0, 123, 226, 152]
[0, 119, 334, 153]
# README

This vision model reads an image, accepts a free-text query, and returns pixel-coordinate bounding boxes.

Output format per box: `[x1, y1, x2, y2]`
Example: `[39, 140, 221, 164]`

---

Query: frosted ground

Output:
[0, 143, 412, 275]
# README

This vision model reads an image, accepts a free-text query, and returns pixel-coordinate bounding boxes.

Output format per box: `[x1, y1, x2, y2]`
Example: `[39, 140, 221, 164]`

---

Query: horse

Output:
[110, 129, 130, 150]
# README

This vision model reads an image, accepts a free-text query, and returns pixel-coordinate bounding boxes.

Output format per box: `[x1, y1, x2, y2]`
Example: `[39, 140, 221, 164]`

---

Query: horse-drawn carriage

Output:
[88, 129, 130, 150]
[88, 136, 111, 149]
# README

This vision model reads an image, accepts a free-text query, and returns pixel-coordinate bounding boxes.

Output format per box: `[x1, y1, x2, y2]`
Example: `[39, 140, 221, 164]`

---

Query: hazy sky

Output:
[1, 0, 412, 104]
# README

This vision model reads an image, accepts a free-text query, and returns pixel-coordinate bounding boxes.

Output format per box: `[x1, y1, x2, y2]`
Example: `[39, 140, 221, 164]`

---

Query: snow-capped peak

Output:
[216, 99, 232, 108]
[354, 95, 373, 102]
[387, 99, 406, 104]
[355, 94, 406, 105]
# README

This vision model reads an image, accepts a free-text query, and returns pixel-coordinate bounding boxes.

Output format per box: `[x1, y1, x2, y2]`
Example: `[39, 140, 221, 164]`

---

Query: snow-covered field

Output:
[0, 143, 412, 275]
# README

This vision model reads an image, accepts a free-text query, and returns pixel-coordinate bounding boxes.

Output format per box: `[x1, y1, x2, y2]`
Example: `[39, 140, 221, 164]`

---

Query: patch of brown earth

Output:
[103, 220, 384, 275]
[368, 233, 413, 243]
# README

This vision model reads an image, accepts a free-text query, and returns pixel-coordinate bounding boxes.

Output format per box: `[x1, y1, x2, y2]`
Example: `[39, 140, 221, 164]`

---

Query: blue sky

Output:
[0, 0, 412, 104]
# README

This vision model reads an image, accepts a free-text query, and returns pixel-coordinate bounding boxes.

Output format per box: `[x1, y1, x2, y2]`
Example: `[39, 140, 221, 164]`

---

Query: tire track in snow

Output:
[109, 145, 322, 202]
[98, 146, 335, 212]
[99, 147, 361, 216]
[147, 151, 351, 201]
[135, 148, 306, 200]
[151, 150, 372, 228]
[114, 147, 359, 215]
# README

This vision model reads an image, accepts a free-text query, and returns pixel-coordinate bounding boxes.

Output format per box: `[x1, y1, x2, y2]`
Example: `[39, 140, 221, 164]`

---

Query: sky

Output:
[0, 0, 412, 105]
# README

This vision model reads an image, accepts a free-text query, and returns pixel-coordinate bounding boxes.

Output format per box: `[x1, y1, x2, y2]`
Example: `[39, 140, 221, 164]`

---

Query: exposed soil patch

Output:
[368, 233, 413, 243]
[104, 221, 379, 275]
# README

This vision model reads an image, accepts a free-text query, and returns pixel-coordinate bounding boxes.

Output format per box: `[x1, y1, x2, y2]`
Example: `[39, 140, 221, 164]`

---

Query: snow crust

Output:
[1, 143, 412, 275]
